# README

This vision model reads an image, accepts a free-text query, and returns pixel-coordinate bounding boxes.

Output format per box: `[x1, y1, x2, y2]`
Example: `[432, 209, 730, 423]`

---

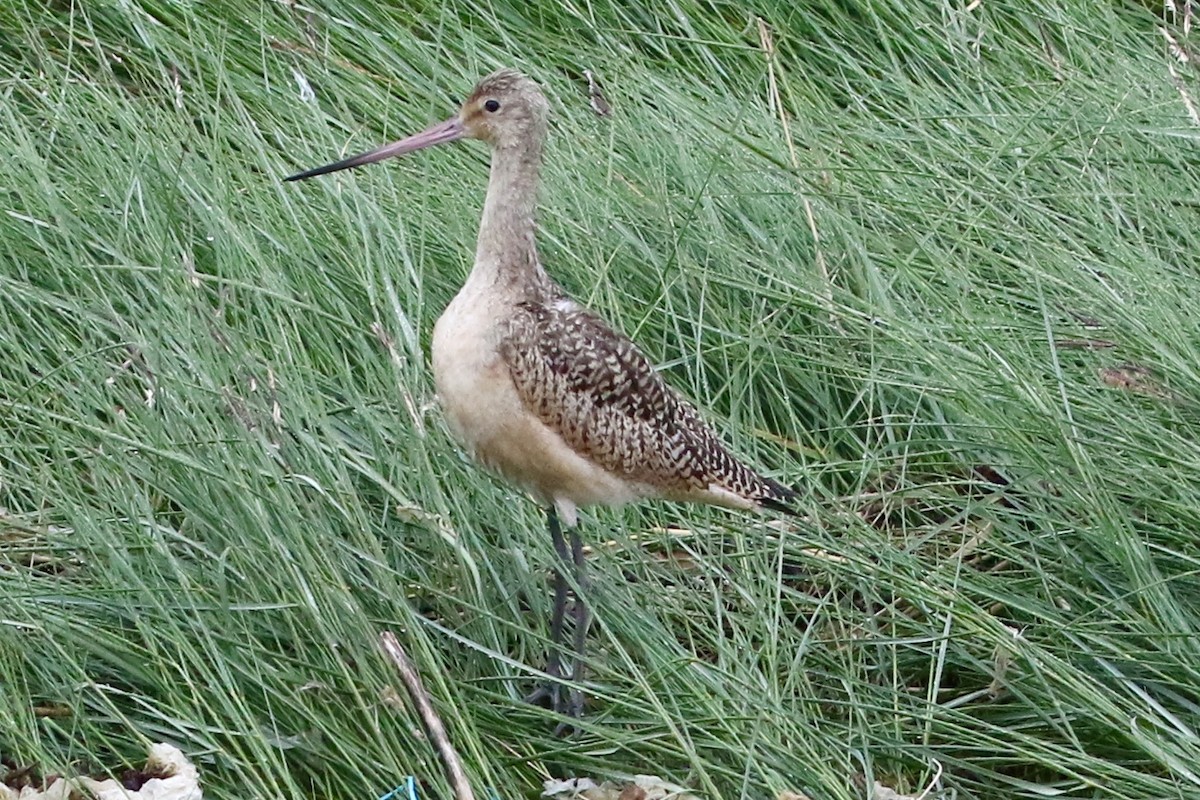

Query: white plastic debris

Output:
[1, 743, 201, 800]
[542, 778, 601, 798]
[0, 780, 72, 800]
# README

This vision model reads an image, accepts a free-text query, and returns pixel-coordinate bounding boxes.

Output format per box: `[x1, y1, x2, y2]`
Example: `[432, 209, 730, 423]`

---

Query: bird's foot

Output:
[524, 659, 586, 735]
[523, 680, 561, 711]
[528, 682, 585, 737]
[551, 687, 586, 738]
[523, 653, 564, 710]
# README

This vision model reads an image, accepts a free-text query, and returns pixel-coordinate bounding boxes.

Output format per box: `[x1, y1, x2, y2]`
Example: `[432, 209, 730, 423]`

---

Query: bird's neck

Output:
[471, 140, 552, 299]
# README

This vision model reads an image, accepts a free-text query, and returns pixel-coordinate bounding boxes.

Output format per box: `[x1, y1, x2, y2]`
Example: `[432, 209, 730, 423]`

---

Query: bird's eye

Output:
[484, 99, 501, 112]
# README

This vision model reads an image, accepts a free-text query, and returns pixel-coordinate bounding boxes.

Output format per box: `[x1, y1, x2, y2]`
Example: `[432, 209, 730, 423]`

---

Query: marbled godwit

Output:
[287, 68, 796, 724]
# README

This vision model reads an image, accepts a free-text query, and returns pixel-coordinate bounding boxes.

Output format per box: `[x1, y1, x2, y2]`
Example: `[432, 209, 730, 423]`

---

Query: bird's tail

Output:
[758, 477, 801, 517]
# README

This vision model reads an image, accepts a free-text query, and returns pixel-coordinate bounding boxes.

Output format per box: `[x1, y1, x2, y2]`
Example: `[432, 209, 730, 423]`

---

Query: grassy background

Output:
[2, 1, 1199, 798]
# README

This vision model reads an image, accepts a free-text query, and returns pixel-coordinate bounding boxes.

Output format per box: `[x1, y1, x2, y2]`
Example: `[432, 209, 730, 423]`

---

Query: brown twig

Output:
[380, 631, 477, 800]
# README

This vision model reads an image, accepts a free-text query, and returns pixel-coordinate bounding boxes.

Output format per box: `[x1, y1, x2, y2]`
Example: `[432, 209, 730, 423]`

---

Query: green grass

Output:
[2, 1, 1199, 798]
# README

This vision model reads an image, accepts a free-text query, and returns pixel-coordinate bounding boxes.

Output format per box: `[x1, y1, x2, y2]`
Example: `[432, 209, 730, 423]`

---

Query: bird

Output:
[286, 68, 796, 726]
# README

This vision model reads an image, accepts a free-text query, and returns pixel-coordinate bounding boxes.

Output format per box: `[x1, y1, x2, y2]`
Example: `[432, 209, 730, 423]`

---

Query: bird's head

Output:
[285, 68, 548, 182]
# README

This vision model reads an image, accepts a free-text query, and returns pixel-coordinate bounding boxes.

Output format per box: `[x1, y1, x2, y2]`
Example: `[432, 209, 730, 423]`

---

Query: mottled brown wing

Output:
[498, 299, 792, 505]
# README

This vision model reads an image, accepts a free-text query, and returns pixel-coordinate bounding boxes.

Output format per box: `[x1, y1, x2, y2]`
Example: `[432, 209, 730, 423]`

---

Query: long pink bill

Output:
[284, 117, 465, 182]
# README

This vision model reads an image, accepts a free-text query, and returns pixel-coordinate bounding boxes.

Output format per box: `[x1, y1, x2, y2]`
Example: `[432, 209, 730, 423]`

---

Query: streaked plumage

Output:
[500, 297, 794, 515]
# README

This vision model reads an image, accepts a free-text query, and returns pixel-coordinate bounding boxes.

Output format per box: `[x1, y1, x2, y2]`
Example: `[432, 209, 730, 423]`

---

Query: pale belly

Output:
[430, 294, 642, 522]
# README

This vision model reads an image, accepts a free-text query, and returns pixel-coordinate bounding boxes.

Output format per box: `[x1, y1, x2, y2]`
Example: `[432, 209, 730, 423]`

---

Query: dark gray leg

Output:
[546, 507, 572, 677]
[525, 507, 569, 711]
[562, 526, 591, 723]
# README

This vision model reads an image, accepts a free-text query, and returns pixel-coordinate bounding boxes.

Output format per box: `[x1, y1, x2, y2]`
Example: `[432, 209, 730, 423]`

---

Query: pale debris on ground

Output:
[544, 777, 922, 800]
[0, 743, 201, 800]
[543, 775, 700, 800]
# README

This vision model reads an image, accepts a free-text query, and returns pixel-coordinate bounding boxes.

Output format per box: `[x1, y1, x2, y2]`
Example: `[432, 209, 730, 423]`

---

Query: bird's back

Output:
[495, 292, 795, 516]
